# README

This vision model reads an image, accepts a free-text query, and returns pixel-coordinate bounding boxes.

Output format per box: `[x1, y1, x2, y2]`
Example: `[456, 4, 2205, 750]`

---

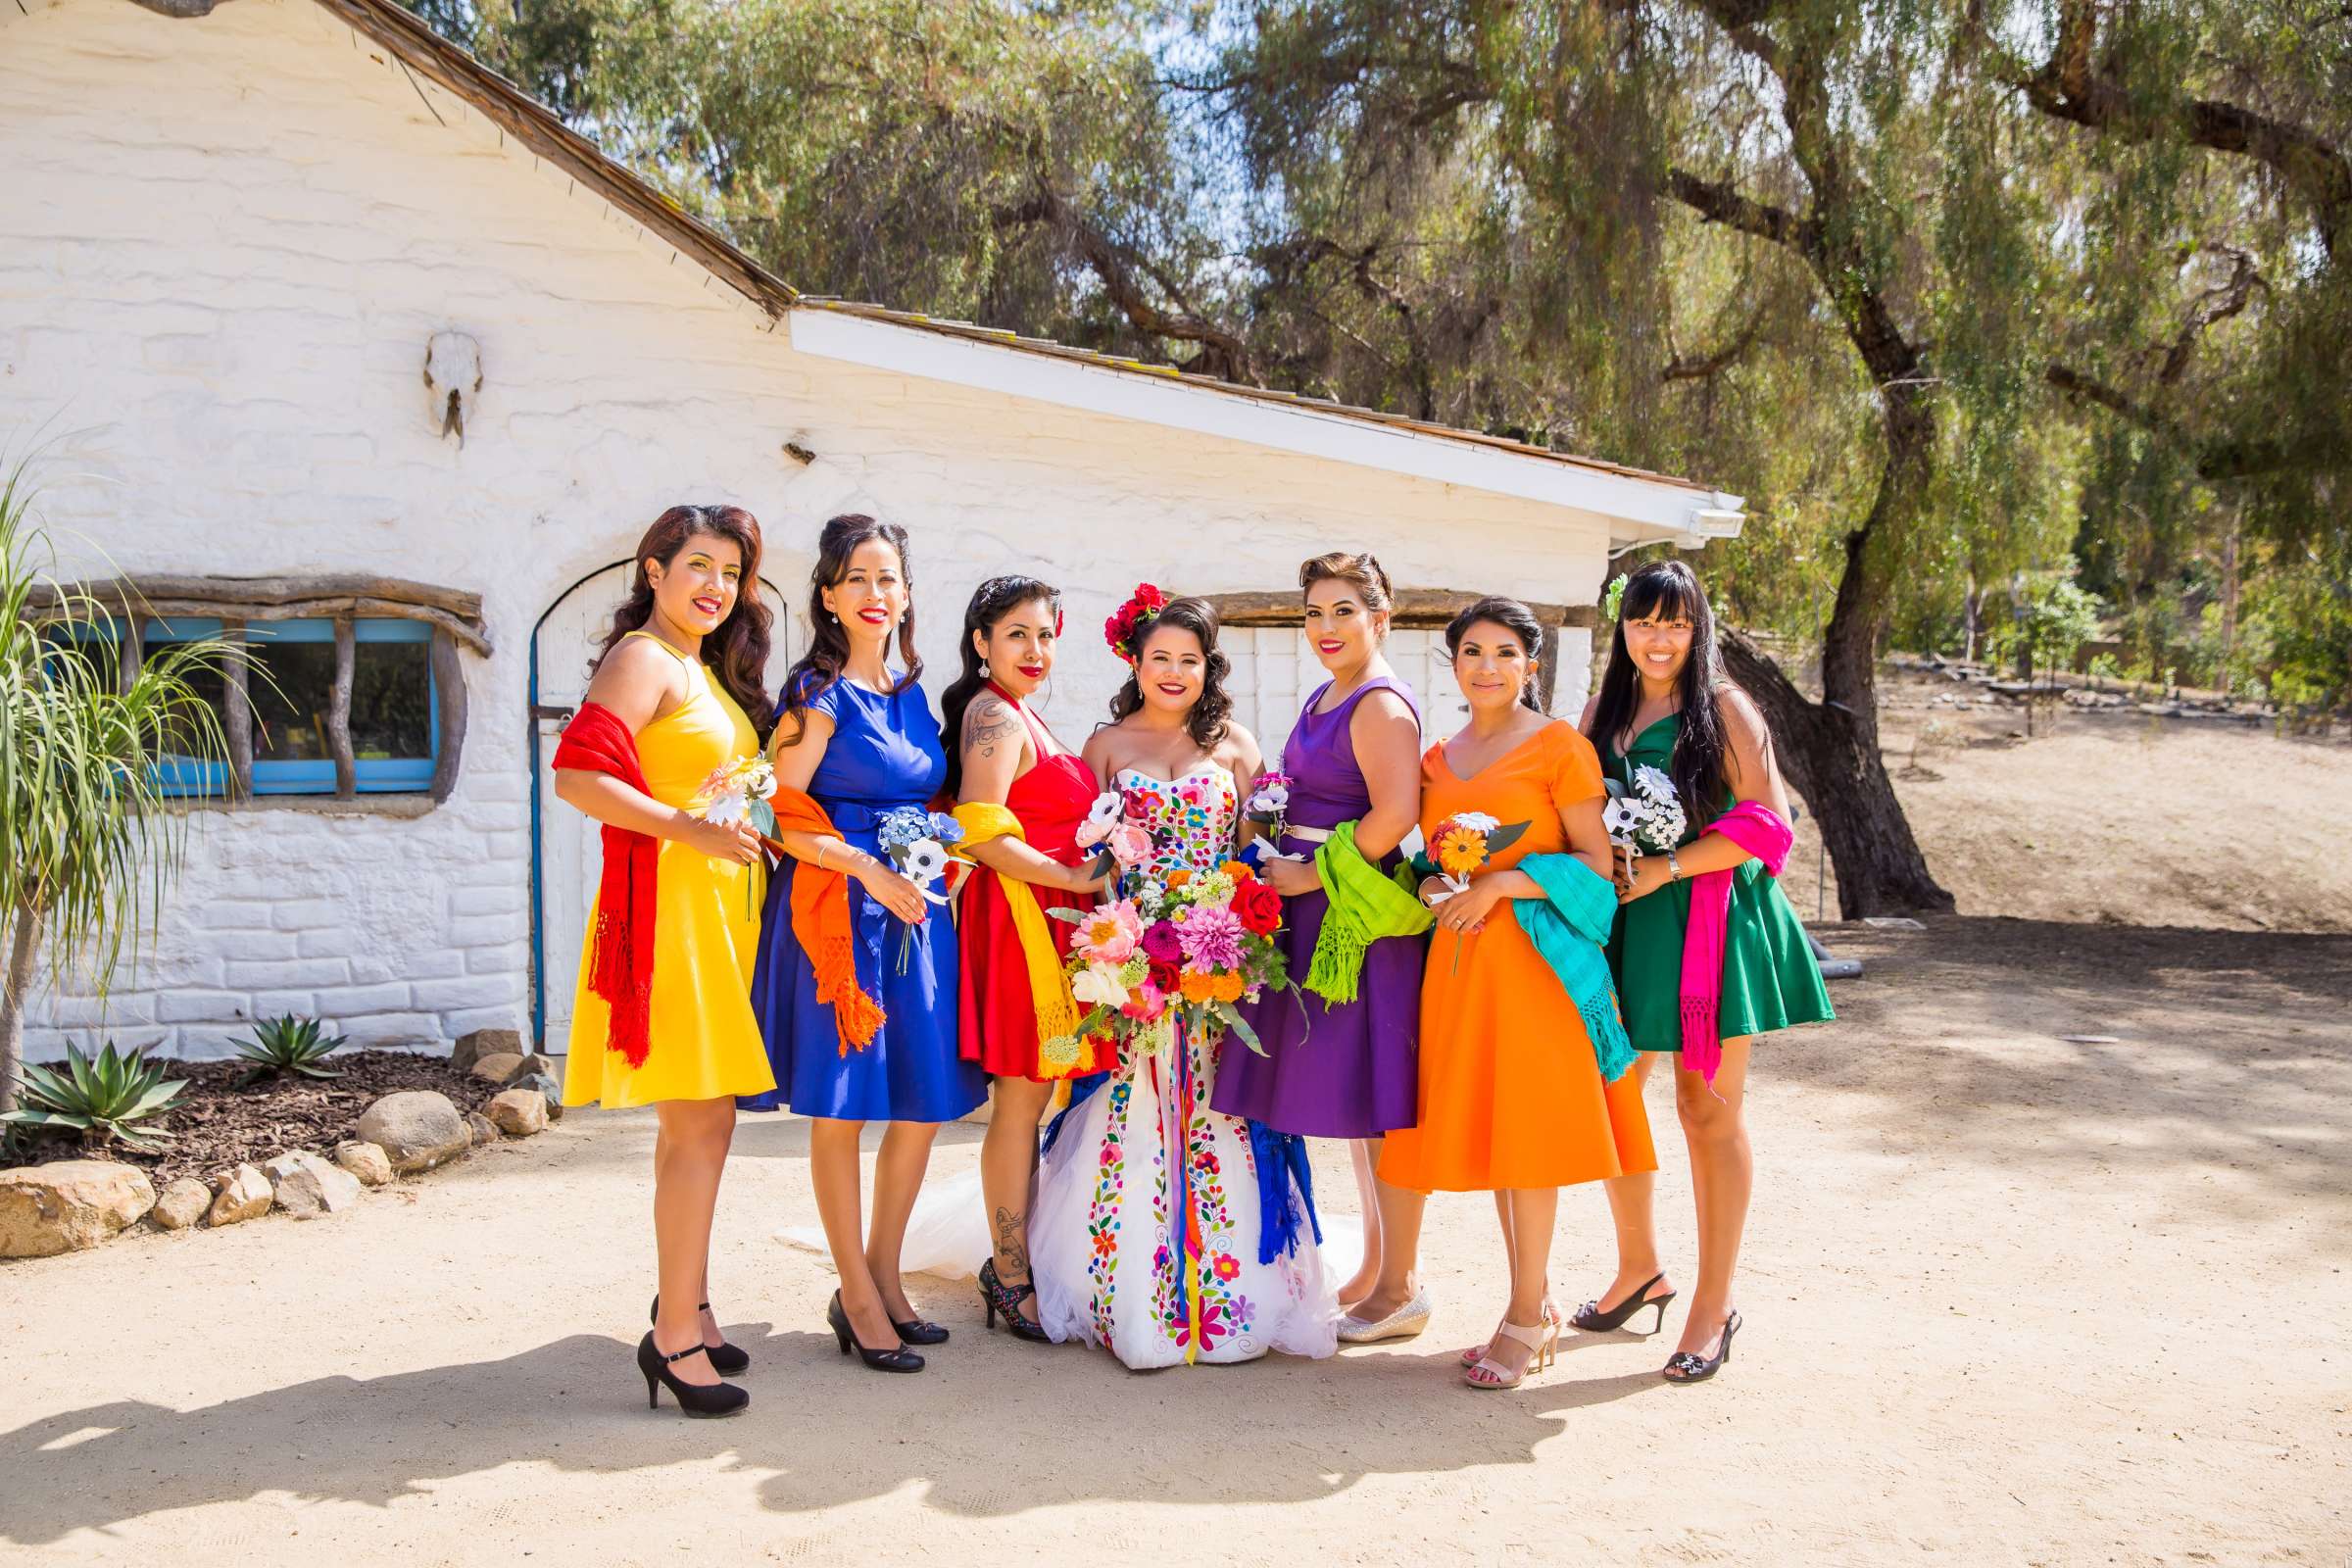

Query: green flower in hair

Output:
[1601, 572, 1629, 622]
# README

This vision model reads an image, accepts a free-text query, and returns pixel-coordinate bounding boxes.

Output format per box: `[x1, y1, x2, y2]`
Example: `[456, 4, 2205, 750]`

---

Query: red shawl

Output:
[551, 703, 659, 1067]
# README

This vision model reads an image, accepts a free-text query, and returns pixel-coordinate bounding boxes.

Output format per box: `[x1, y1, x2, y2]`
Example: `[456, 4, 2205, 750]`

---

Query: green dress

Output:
[1601, 714, 1834, 1053]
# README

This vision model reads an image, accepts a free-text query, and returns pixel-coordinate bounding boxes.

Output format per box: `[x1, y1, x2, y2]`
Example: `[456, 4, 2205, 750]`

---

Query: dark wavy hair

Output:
[939, 574, 1062, 797]
[1107, 594, 1232, 751]
[775, 514, 921, 745]
[594, 505, 774, 735]
[1588, 558, 1731, 825]
[1443, 596, 1546, 712]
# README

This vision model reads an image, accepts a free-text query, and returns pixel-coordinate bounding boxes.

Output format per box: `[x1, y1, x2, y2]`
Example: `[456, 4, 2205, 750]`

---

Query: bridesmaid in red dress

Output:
[938, 575, 1105, 1342]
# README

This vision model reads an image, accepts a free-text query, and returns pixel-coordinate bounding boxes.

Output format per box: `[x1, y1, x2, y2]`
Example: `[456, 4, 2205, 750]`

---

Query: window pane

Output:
[141, 625, 227, 741]
[248, 639, 336, 762]
[352, 638, 432, 760]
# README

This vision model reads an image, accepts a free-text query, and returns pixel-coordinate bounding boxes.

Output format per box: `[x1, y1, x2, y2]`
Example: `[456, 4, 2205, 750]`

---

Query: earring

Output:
[979, 662, 991, 678]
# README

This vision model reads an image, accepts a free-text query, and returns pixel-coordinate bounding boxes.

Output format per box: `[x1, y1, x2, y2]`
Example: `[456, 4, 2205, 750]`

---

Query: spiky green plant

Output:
[0, 1040, 187, 1152]
[0, 453, 240, 1112]
[233, 1013, 346, 1087]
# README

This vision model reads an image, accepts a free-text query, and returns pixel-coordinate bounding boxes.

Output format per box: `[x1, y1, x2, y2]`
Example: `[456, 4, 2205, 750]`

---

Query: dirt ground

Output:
[3, 905, 2347, 1565]
[1784, 683, 2352, 933]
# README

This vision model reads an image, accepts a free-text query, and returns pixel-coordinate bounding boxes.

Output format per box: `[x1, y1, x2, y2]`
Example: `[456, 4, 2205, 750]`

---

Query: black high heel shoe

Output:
[892, 1314, 951, 1347]
[978, 1257, 1051, 1344]
[637, 1333, 750, 1417]
[1571, 1272, 1676, 1335]
[1662, 1310, 1741, 1384]
[827, 1290, 924, 1373]
[650, 1295, 751, 1376]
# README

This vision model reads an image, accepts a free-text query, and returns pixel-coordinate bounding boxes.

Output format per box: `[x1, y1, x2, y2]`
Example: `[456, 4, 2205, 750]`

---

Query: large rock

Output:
[330, 1141, 394, 1187]
[0, 1161, 157, 1256]
[263, 1151, 363, 1218]
[354, 1091, 469, 1175]
[511, 1072, 564, 1119]
[486, 1088, 548, 1138]
[469, 1052, 524, 1086]
[150, 1176, 212, 1231]
[452, 1027, 521, 1074]
[208, 1163, 273, 1226]
[466, 1110, 499, 1147]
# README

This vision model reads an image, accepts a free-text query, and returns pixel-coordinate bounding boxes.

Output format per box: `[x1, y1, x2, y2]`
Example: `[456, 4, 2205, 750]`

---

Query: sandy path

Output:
[3, 918, 2347, 1565]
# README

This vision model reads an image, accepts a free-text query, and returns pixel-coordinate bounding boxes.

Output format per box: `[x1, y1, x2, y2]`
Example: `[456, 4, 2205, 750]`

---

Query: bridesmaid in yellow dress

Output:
[1374, 595, 1657, 1390]
[554, 505, 777, 1418]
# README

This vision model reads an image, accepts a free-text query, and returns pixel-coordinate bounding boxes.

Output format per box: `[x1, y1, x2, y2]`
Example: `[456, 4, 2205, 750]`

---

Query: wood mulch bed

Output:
[10, 1052, 500, 1187]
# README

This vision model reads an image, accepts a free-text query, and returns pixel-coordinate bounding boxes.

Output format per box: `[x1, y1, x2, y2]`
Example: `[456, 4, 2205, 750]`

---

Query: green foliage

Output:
[232, 1013, 347, 1088]
[0, 1040, 188, 1152]
[1989, 570, 2106, 685]
[0, 454, 241, 1110]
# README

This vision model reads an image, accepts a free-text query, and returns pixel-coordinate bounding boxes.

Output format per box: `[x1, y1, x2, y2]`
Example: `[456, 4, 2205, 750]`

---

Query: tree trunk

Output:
[0, 903, 43, 1115]
[1722, 393, 1956, 918]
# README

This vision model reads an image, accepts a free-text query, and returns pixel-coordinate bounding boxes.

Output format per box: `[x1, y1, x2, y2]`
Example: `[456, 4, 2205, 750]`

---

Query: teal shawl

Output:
[1511, 854, 1636, 1082]
[1303, 820, 1434, 1005]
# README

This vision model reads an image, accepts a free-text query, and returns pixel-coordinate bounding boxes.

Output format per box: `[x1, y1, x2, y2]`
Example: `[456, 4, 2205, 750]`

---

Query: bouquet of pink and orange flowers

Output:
[1042, 792, 1293, 1074]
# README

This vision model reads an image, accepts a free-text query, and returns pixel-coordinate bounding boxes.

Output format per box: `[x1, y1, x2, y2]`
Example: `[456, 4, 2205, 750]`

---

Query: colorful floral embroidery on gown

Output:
[1029, 764, 1339, 1367]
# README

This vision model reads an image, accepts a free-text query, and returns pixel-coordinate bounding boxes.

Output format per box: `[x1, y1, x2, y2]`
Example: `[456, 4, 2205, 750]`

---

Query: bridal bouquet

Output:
[1043, 805, 1292, 1073]
[876, 806, 962, 970]
[1603, 764, 1688, 860]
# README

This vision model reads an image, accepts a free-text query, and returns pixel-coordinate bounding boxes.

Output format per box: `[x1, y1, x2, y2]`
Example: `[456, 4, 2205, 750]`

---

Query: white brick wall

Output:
[2, 0, 1615, 1060]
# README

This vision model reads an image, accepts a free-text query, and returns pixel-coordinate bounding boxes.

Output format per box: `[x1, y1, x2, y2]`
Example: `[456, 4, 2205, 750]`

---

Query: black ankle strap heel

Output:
[637, 1332, 750, 1417]
[978, 1258, 1052, 1343]
[651, 1295, 751, 1375]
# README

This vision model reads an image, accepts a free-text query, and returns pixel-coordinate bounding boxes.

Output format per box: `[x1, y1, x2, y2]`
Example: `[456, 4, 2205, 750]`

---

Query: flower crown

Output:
[1104, 582, 1169, 665]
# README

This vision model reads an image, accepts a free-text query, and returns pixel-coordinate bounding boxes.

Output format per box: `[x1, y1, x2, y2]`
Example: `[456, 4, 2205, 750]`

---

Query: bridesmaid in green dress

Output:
[1572, 559, 1832, 1384]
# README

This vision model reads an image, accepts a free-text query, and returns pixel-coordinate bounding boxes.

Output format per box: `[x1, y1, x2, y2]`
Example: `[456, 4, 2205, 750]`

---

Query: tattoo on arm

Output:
[963, 697, 1021, 760]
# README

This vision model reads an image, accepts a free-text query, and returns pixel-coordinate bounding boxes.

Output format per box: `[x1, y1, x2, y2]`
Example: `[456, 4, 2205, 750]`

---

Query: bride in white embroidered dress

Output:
[1028, 593, 1338, 1368]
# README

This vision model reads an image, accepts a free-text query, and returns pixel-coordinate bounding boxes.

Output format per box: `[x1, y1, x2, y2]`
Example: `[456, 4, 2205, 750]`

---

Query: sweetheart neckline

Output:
[1114, 762, 1234, 790]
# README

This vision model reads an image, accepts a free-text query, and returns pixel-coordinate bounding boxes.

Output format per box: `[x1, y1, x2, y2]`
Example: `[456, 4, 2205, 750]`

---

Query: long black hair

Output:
[1589, 558, 1731, 824]
[1443, 596, 1546, 711]
[775, 514, 921, 745]
[1106, 595, 1232, 751]
[938, 574, 1062, 797]
[594, 505, 776, 737]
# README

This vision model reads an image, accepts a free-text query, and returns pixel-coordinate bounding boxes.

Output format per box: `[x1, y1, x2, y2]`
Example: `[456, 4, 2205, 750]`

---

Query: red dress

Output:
[956, 688, 1099, 1081]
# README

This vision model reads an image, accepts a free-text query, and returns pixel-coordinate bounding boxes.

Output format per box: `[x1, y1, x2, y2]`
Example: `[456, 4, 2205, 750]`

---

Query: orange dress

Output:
[1378, 721, 1658, 1193]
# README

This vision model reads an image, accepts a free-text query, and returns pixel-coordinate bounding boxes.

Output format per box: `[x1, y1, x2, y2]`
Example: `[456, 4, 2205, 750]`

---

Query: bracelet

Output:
[1666, 849, 1683, 881]
[814, 843, 828, 871]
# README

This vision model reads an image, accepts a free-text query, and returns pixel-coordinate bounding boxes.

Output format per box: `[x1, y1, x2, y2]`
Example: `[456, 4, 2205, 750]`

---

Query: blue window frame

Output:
[141, 616, 438, 797]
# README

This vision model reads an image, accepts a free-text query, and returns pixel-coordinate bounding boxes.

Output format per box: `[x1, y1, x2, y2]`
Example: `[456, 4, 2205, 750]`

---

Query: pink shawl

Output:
[1680, 801, 1794, 1086]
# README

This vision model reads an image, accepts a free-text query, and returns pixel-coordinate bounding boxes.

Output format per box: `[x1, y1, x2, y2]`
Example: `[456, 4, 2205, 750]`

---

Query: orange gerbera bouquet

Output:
[1423, 810, 1530, 970]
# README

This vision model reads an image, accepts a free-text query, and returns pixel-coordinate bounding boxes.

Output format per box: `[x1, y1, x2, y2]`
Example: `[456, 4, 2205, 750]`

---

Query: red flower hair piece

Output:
[1103, 582, 1169, 665]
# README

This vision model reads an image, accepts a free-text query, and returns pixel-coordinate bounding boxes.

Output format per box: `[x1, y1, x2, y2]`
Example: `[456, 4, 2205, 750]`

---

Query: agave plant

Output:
[0, 1040, 187, 1151]
[233, 1013, 346, 1087]
[0, 452, 239, 1113]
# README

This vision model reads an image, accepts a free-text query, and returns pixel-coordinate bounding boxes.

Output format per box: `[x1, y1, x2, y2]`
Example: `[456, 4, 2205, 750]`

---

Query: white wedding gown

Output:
[1025, 765, 1339, 1367]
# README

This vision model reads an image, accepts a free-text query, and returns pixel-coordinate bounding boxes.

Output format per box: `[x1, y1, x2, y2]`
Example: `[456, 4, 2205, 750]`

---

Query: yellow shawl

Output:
[951, 803, 1087, 1074]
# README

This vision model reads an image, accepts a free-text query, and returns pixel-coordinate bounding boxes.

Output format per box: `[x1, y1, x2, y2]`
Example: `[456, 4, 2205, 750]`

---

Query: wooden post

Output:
[328, 616, 357, 798]
[221, 618, 253, 800]
[429, 626, 466, 801]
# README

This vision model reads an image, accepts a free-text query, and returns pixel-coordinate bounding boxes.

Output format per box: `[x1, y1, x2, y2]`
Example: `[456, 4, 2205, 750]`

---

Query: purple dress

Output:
[1213, 675, 1423, 1138]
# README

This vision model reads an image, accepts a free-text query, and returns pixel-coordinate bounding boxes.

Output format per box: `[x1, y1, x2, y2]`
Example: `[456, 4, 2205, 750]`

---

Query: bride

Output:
[1027, 590, 1339, 1367]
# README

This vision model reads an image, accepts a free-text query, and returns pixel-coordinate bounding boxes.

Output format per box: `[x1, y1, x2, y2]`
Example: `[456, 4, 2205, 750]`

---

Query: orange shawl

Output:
[768, 786, 889, 1054]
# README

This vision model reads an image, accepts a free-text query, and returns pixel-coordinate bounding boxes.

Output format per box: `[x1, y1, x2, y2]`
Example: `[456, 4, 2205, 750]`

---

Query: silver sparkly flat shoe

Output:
[1337, 1284, 1433, 1345]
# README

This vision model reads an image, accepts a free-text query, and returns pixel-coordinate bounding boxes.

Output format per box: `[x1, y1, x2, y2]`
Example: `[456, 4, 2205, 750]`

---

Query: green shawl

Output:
[1303, 820, 1435, 1005]
[1511, 854, 1636, 1082]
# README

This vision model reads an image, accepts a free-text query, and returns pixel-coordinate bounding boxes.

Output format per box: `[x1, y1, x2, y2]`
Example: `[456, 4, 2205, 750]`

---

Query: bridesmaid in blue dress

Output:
[745, 514, 985, 1374]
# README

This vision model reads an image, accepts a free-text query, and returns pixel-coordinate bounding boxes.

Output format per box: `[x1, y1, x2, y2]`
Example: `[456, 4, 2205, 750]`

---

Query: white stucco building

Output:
[1, 0, 1741, 1060]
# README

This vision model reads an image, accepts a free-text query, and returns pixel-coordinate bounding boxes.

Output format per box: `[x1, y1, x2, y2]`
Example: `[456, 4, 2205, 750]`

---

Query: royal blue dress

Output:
[741, 673, 985, 1123]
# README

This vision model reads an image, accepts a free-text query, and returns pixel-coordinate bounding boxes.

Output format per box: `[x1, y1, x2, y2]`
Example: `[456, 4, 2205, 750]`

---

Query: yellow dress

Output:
[561, 632, 777, 1109]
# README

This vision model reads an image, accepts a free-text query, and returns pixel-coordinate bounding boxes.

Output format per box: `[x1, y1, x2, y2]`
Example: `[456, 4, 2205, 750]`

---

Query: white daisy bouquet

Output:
[876, 806, 963, 970]
[1603, 764, 1688, 858]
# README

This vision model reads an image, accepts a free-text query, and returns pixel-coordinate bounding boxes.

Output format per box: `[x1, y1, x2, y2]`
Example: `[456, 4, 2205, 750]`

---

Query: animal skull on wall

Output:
[423, 331, 484, 446]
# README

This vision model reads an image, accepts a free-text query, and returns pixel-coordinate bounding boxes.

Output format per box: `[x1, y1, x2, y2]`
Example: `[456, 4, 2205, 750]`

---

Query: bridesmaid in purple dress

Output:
[1214, 552, 1426, 1315]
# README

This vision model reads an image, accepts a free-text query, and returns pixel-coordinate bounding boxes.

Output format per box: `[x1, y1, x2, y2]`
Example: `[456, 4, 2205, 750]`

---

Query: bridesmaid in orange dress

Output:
[1376, 595, 1657, 1389]
[938, 576, 1105, 1342]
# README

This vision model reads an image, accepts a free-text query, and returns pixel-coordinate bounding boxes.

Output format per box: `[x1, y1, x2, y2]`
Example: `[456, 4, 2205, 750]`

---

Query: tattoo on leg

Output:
[994, 1204, 1029, 1277]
